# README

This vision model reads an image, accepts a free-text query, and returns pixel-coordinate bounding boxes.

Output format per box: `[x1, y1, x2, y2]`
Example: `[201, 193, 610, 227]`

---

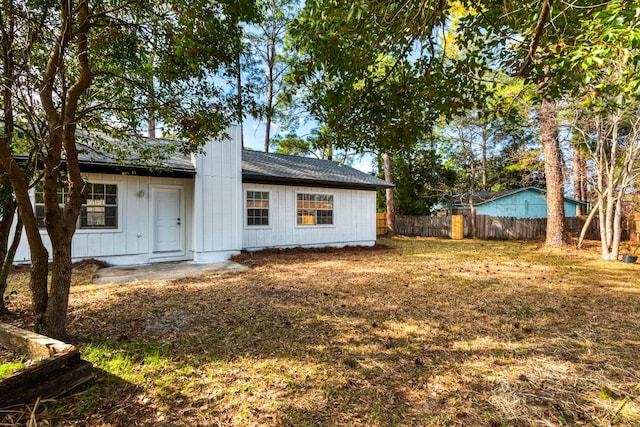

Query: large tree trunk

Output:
[43, 238, 73, 338]
[383, 152, 395, 235]
[539, 98, 568, 247]
[37, 0, 92, 338]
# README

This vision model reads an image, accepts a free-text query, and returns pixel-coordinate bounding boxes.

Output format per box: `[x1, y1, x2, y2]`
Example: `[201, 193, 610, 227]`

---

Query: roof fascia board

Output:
[242, 175, 389, 191]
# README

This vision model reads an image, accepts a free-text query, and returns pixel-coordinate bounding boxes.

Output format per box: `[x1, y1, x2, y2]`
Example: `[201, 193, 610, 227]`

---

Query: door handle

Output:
[177, 218, 181, 225]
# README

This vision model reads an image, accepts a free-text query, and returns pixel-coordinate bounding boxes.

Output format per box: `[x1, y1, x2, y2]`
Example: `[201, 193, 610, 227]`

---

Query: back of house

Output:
[13, 126, 390, 265]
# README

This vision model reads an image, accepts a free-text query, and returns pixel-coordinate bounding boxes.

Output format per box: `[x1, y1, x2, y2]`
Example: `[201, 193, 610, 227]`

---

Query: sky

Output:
[241, 116, 377, 174]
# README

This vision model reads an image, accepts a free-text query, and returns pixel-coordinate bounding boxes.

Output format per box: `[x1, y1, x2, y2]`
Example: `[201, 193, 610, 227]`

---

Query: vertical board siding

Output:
[14, 172, 196, 265]
[242, 184, 377, 250]
[395, 215, 625, 241]
[192, 127, 242, 259]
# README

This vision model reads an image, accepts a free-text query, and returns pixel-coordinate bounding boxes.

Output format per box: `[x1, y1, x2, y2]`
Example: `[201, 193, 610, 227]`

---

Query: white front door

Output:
[153, 187, 183, 253]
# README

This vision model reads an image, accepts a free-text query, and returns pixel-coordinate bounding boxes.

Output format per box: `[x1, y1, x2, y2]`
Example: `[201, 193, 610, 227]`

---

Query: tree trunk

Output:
[236, 51, 244, 150]
[263, 26, 276, 153]
[383, 152, 395, 235]
[0, 201, 15, 314]
[0, 159, 49, 325]
[539, 98, 568, 247]
[0, 214, 22, 297]
[468, 191, 476, 238]
[571, 143, 588, 216]
[0, 5, 49, 321]
[37, 0, 92, 338]
[597, 192, 610, 259]
[577, 198, 599, 248]
[481, 128, 487, 191]
[43, 238, 73, 339]
[610, 193, 624, 260]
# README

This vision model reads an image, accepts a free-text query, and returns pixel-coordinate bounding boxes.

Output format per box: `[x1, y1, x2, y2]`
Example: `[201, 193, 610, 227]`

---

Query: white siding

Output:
[242, 183, 377, 251]
[192, 125, 242, 262]
[14, 173, 195, 265]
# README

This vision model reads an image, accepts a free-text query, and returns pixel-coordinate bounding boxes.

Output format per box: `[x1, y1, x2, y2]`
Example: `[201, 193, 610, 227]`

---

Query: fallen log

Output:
[0, 323, 94, 408]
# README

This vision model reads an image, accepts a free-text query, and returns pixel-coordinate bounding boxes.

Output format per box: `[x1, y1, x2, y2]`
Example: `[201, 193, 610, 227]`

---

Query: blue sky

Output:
[241, 116, 377, 174]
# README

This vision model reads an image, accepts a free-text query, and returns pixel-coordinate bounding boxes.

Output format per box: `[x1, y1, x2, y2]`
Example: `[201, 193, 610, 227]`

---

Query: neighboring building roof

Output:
[452, 186, 586, 207]
[242, 150, 392, 190]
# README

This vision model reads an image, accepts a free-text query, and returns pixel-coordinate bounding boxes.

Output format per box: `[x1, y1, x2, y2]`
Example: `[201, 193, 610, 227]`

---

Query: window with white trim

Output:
[35, 182, 118, 229]
[80, 183, 118, 228]
[246, 190, 269, 226]
[297, 193, 333, 225]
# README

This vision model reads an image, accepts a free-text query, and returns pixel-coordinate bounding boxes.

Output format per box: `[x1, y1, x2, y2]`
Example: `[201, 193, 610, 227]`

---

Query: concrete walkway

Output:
[92, 261, 249, 285]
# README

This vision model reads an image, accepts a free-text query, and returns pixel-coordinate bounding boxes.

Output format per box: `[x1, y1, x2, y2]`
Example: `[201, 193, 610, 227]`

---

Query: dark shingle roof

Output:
[74, 141, 196, 177]
[242, 150, 392, 190]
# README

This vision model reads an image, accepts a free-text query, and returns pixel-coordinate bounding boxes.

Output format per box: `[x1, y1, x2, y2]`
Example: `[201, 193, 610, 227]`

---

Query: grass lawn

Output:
[2, 237, 640, 426]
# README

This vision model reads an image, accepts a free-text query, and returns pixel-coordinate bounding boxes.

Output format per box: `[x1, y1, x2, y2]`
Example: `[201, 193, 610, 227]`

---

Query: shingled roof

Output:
[74, 141, 196, 177]
[242, 150, 392, 190]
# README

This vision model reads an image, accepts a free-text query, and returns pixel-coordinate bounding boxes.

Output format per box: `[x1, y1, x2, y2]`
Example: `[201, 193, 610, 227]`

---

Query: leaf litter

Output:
[1, 237, 640, 426]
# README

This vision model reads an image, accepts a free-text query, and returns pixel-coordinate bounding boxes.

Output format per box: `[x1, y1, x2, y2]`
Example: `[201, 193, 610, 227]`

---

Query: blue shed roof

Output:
[453, 187, 586, 208]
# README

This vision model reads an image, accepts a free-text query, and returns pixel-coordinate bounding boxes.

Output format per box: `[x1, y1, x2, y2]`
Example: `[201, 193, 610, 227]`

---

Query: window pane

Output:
[79, 183, 118, 229]
[247, 192, 269, 226]
[297, 193, 333, 226]
[35, 205, 45, 228]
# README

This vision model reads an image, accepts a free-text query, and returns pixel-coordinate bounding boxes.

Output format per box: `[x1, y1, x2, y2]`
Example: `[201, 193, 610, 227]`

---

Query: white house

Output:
[14, 126, 390, 265]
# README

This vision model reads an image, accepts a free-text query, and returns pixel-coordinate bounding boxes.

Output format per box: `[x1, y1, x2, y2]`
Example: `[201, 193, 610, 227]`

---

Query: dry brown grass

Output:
[2, 237, 640, 426]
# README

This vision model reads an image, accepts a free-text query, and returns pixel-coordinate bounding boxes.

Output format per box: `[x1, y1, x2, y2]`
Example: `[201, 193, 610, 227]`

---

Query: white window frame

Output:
[34, 180, 122, 234]
[295, 191, 335, 227]
[244, 189, 271, 228]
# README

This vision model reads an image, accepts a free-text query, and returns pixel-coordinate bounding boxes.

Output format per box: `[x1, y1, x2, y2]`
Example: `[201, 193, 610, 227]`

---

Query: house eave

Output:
[77, 161, 196, 178]
[242, 174, 391, 191]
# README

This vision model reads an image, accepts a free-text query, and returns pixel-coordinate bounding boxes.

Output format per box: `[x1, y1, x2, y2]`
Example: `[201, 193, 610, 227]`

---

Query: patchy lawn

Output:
[1, 237, 640, 426]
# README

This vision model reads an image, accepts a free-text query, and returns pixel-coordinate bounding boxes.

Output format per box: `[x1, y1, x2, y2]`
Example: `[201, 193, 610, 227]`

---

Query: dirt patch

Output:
[231, 243, 389, 266]
[10, 258, 110, 274]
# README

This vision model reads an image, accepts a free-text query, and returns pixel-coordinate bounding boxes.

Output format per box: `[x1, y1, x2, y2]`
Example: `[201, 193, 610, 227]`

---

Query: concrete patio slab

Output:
[92, 261, 248, 285]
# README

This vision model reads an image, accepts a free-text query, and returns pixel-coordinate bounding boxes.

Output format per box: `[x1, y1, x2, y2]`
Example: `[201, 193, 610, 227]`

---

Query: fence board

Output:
[376, 213, 387, 236]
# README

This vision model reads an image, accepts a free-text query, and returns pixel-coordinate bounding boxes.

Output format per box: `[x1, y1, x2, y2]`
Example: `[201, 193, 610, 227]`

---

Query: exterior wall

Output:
[475, 189, 580, 218]
[192, 126, 243, 262]
[241, 183, 377, 251]
[14, 173, 195, 265]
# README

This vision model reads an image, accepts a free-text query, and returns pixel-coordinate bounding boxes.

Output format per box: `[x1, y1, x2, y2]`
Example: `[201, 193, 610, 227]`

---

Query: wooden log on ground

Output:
[0, 323, 94, 408]
[0, 322, 74, 359]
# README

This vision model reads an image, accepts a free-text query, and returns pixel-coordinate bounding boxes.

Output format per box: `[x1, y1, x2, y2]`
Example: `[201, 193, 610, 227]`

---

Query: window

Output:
[80, 183, 118, 228]
[246, 191, 269, 226]
[297, 193, 333, 225]
[35, 182, 118, 229]
[34, 183, 65, 228]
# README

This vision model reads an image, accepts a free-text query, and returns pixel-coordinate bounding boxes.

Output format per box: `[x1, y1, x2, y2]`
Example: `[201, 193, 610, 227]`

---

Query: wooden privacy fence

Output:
[376, 213, 387, 236]
[394, 214, 629, 241]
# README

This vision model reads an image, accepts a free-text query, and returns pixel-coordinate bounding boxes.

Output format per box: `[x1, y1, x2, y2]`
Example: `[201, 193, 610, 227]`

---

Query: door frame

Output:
[149, 184, 186, 260]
